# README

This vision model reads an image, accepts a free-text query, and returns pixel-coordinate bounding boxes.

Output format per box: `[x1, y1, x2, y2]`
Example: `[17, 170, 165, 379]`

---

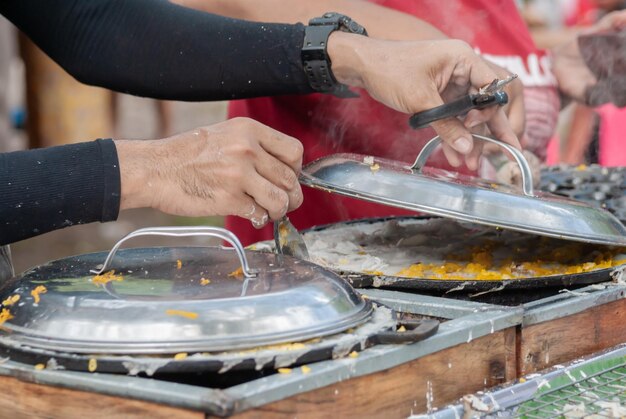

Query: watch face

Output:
[309, 13, 367, 35]
[304, 14, 367, 93]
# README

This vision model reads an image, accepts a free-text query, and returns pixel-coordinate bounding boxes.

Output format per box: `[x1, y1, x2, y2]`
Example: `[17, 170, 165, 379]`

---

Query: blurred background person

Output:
[178, 0, 617, 245]
[523, 0, 626, 166]
[2, 0, 517, 271]
[560, 0, 626, 166]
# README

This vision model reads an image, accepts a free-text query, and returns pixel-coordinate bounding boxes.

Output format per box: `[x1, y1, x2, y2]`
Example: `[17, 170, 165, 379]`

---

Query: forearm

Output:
[0, 140, 120, 245]
[0, 0, 312, 101]
[172, 0, 447, 41]
[532, 27, 581, 49]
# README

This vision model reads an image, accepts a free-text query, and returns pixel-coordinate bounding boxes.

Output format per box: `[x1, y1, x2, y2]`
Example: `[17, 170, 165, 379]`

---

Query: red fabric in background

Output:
[598, 105, 626, 166]
[226, 0, 553, 245]
[564, 0, 597, 26]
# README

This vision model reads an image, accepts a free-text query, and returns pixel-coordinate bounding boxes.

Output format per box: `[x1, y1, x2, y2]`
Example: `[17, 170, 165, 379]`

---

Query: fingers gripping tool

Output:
[408, 74, 518, 129]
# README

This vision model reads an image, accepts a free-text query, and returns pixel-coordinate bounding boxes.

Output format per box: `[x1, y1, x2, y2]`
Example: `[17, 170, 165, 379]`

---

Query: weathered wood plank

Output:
[519, 298, 626, 376]
[0, 329, 518, 418]
[231, 329, 516, 419]
[0, 374, 202, 419]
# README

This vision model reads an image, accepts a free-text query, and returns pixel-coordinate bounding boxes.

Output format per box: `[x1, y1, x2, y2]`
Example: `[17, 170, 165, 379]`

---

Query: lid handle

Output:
[411, 134, 534, 196]
[89, 226, 258, 278]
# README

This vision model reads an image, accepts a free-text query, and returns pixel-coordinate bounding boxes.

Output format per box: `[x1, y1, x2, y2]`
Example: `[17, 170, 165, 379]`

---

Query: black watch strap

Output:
[302, 12, 367, 98]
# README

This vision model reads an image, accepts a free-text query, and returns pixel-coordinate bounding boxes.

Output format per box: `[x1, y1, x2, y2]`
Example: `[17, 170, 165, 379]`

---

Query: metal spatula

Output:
[274, 216, 309, 260]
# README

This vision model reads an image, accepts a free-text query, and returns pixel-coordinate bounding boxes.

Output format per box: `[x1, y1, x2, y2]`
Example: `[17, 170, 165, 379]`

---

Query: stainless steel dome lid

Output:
[0, 227, 372, 354]
[300, 135, 626, 246]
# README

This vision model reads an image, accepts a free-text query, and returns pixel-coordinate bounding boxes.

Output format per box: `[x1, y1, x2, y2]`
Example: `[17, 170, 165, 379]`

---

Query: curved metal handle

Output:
[410, 134, 534, 196]
[90, 226, 258, 278]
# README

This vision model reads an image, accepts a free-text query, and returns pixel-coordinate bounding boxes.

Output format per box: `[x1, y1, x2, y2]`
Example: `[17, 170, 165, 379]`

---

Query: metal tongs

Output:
[274, 216, 309, 260]
[408, 74, 518, 129]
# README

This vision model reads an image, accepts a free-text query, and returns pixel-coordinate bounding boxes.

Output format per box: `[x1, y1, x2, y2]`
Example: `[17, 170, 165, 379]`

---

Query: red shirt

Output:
[226, 0, 557, 245]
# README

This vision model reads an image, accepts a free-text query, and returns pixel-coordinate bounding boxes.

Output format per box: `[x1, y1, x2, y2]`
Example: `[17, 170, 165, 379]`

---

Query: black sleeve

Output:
[0, 0, 314, 101]
[0, 140, 120, 246]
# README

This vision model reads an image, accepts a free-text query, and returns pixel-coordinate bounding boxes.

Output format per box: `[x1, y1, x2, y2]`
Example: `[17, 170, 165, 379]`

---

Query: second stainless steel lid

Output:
[0, 227, 373, 354]
[300, 135, 626, 246]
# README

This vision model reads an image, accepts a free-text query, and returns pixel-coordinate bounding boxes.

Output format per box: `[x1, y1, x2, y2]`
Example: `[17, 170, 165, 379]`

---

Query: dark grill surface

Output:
[512, 362, 626, 418]
[541, 165, 626, 223]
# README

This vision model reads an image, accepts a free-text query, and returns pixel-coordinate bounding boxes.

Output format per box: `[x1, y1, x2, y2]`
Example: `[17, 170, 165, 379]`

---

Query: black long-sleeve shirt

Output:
[0, 0, 314, 245]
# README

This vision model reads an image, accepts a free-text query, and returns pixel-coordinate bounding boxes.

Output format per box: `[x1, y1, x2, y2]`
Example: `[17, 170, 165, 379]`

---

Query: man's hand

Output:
[328, 33, 521, 171]
[115, 118, 303, 228]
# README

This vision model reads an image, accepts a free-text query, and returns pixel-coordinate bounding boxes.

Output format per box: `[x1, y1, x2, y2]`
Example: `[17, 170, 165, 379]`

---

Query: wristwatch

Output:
[301, 12, 368, 98]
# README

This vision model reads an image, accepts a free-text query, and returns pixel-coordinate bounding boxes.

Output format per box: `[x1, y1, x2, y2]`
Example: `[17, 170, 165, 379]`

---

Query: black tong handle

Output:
[368, 318, 439, 345]
[409, 90, 508, 129]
